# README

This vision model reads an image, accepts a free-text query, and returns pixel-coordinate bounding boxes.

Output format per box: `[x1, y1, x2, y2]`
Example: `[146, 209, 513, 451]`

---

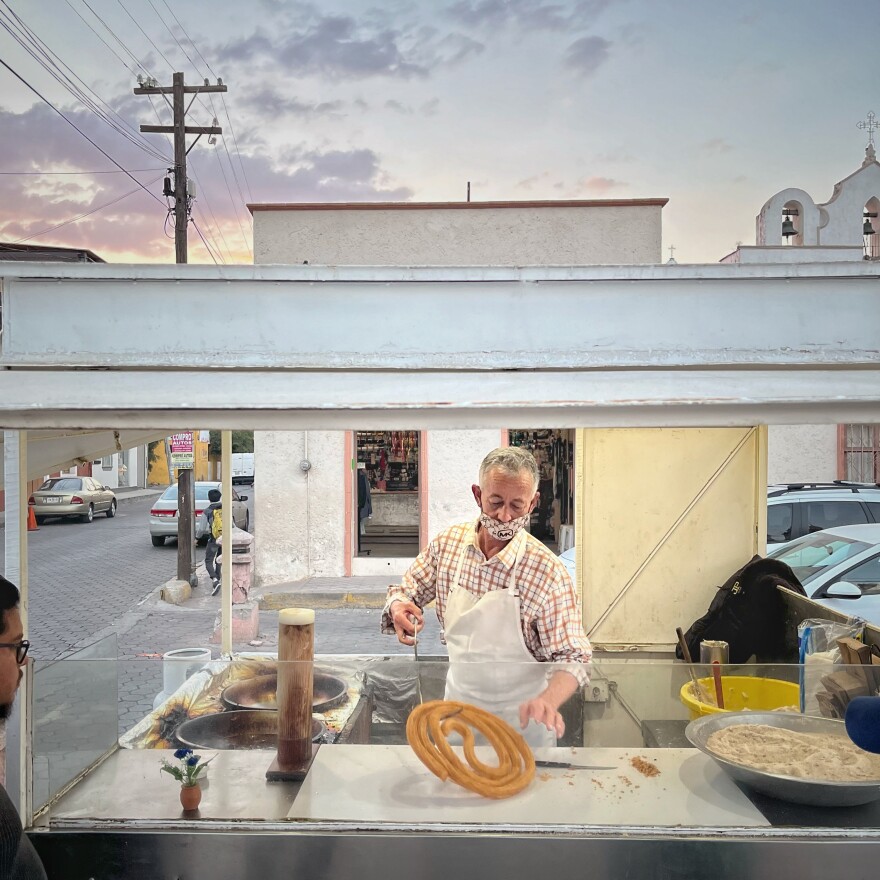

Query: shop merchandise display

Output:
[406, 700, 535, 799]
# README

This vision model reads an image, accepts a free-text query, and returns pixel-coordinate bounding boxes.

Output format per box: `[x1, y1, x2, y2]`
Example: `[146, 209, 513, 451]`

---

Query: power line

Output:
[142, 0, 255, 218]
[0, 55, 166, 207]
[0, 1, 169, 162]
[0, 168, 164, 174]
[11, 173, 165, 242]
[146, 0, 202, 78]
[137, 0, 253, 254]
[161, 0, 216, 77]
[190, 217, 221, 264]
[115, 0, 178, 76]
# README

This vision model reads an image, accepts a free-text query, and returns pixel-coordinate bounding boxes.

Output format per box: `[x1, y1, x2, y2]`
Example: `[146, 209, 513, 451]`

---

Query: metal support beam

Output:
[221, 430, 232, 656]
[2, 430, 31, 822]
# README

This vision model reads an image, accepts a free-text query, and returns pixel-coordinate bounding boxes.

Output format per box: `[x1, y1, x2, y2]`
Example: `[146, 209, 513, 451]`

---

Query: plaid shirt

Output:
[382, 521, 592, 680]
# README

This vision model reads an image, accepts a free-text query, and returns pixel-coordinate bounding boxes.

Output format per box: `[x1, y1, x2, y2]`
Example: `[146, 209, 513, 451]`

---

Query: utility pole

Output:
[135, 73, 225, 584]
[134, 72, 226, 262]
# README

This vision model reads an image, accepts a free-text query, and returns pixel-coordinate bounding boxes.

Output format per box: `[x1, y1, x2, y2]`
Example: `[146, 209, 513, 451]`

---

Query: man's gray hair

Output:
[478, 447, 539, 493]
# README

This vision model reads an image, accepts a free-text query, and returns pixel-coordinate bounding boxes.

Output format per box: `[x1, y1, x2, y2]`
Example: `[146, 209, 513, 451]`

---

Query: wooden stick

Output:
[712, 660, 725, 709]
[277, 608, 315, 767]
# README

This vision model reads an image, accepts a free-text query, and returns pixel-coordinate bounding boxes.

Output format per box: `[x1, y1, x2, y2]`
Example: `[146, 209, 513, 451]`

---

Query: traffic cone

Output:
[27, 505, 39, 531]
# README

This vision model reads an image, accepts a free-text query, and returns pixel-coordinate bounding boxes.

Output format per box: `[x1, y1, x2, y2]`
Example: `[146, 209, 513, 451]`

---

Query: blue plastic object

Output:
[845, 696, 880, 754]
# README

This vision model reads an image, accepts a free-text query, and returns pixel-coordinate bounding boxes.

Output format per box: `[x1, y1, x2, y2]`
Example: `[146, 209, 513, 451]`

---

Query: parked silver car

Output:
[29, 476, 117, 524]
[149, 481, 249, 547]
[767, 482, 880, 552]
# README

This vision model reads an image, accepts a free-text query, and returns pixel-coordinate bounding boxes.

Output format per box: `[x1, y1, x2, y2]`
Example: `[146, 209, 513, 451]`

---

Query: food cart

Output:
[1, 261, 879, 879]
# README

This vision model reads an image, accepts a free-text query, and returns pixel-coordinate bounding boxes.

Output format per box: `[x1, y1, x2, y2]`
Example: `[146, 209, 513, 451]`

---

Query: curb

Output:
[256, 591, 387, 611]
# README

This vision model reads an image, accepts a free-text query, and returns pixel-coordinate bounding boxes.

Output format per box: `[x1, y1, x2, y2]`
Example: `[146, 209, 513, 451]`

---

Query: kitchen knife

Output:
[535, 760, 615, 771]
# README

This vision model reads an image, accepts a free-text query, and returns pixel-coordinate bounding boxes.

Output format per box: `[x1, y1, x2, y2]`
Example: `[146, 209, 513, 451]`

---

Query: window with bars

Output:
[841, 424, 880, 482]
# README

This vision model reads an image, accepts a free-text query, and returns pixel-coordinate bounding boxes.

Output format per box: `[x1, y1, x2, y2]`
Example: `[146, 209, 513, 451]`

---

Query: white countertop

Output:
[287, 745, 769, 828]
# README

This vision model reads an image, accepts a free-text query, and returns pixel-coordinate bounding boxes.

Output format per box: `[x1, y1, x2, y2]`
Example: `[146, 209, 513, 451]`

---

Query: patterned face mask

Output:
[478, 511, 530, 542]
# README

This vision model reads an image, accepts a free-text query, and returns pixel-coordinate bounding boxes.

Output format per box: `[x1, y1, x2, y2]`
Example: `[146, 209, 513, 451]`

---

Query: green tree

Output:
[208, 431, 254, 456]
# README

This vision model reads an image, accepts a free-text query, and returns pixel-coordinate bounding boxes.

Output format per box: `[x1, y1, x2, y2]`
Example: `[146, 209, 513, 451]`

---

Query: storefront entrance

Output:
[508, 429, 575, 553]
[354, 431, 421, 558]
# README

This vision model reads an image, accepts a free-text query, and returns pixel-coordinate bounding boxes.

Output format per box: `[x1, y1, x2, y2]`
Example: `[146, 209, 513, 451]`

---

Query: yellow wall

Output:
[574, 427, 767, 650]
[147, 433, 211, 486]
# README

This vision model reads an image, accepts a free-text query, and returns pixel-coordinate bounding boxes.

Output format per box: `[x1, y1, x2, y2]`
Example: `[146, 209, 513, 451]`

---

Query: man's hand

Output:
[517, 670, 580, 737]
[390, 599, 423, 645]
[518, 695, 566, 737]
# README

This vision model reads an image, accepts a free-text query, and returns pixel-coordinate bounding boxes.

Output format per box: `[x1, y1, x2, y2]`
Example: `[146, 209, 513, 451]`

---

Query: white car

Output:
[766, 483, 880, 553]
[767, 524, 880, 625]
[559, 546, 576, 579]
[149, 481, 249, 547]
[558, 524, 880, 626]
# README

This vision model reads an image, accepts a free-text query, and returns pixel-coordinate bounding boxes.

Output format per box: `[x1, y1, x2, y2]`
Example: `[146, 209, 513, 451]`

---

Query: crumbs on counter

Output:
[538, 772, 553, 782]
[630, 756, 661, 778]
[617, 775, 633, 787]
[591, 777, 604, 789]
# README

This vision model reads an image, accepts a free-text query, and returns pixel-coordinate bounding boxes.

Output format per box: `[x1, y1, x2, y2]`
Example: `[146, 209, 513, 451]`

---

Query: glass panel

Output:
[769, 532, 871, 584]
[767, 503, 793, 544]
[829, 557, 880, 595]
[31, 634, 118, 813]
[38, 658, 880, 831]
[805, 500, 868, 532]
[38, 477, 82, 492]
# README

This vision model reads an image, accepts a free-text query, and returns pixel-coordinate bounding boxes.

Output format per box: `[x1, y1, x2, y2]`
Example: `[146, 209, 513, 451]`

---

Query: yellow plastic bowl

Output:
[679, 675, 800, 719]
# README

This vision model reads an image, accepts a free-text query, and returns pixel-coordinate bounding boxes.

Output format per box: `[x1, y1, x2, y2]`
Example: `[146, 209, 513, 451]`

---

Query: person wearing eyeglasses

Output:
[0, 575, 46, 880]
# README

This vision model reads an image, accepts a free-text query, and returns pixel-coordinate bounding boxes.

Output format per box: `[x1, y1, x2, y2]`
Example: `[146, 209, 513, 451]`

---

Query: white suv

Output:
[767, 483, 880, 552]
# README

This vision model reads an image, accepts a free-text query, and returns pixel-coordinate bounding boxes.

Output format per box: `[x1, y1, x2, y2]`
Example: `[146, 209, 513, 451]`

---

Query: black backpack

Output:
[676, 555, 806, 664]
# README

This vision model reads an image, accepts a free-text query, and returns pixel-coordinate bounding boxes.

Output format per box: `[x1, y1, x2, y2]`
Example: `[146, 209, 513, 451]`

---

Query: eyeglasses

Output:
[0, 640, 30, 665]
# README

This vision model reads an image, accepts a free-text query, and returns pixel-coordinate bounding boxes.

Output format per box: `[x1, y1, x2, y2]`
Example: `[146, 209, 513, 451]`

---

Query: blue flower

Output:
[186, 756, 200, 766]
[173, 748, 190, 759]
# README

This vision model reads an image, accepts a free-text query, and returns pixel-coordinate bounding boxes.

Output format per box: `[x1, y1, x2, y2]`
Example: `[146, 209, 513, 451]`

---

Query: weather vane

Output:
[858, 111, 878, 147]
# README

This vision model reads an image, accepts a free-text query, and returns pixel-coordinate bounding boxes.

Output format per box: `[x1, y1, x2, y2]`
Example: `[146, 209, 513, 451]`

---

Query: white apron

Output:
[443, 526, 556, 748]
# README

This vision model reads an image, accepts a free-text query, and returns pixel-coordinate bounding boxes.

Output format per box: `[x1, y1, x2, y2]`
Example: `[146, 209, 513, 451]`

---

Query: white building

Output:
[721, 137, 880, 485]
[249, 199, 666, 584]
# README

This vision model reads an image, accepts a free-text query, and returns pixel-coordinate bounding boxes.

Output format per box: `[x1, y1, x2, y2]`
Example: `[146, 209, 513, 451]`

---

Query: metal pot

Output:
[175, 710, 325, 750]
[220, 670, 347, 714]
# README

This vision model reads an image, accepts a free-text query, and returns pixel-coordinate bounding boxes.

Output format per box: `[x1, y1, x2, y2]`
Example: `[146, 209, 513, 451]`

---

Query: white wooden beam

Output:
[2, 263, 878, 371]
[0, 369, 876, 429]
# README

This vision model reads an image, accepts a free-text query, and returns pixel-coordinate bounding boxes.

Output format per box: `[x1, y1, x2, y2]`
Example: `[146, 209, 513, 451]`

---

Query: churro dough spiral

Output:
[406, 700, 535, 799]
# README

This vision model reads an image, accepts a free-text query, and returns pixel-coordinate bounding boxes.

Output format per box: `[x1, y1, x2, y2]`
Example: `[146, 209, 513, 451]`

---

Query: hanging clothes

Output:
[357, 469, 372, 521]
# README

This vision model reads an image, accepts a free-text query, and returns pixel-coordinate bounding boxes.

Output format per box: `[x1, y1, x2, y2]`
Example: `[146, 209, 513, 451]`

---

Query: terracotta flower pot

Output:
[180, 783, 202, 812]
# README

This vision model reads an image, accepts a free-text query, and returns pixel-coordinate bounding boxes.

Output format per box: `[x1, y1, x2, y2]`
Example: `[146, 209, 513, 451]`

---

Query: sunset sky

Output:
[1, 0, 878, 264]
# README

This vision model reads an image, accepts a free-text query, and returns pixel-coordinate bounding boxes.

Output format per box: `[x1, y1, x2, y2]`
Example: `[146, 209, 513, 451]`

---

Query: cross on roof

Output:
[668, 244, 675, 258]
[858, 111, 878, 146]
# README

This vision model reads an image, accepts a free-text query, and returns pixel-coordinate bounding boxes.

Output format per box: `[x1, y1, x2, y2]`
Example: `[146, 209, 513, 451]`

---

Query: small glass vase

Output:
[180, 783, 202, 812]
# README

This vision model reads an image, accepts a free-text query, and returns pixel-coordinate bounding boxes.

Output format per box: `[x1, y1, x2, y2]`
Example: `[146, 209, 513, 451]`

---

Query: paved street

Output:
[2, 491, 171, 659]
[2, 483, 446, 737]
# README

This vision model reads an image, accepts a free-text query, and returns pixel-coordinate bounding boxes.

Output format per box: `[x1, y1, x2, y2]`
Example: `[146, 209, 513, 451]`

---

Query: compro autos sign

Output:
[169, 432, 195, 469]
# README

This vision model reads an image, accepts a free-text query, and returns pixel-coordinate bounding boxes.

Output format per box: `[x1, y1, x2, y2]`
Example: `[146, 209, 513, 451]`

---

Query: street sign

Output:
[169, 431, 194, 469]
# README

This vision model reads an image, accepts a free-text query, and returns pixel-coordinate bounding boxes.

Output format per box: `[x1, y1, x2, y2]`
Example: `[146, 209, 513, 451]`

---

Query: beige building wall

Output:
[252, 200, 665, 267]
[427, 430, 503, 538]
[767, 425, 838, 484]
[253, 199, 666, 585]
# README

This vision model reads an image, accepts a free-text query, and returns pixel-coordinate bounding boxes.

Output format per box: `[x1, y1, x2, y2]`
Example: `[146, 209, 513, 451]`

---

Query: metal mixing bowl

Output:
[686, 711, 880, 807]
